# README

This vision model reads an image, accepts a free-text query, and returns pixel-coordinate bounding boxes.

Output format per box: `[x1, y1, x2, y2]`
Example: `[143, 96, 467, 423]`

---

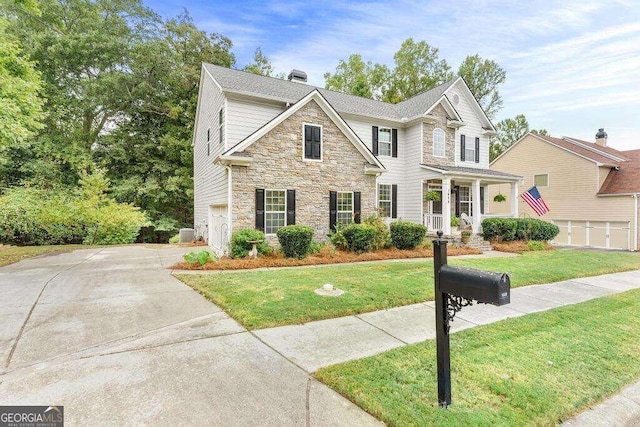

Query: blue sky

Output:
[146, 0, 640, 151]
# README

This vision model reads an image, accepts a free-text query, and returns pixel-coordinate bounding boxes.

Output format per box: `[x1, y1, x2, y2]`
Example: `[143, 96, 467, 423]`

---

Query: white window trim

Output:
[336, 191, 354, 225]
[378, 184, 392, 218]
[464, 143, 476, 163]
[302, 123, 323, 162]
[264, 189, 287, 235]
[533, 173, 549, 187]
[378, 127, 392, 157]
[433, 128, 445, 158]
[459, 185, 472, 216]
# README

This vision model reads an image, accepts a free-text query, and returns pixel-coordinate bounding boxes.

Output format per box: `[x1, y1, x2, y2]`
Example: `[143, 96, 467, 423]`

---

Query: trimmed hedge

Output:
[341, 223, 377, 253]
[230, 229, 270, 258]
[276, 225, 314, 258]
[482, 217, 560, 242]
[390, 221, 427, 250]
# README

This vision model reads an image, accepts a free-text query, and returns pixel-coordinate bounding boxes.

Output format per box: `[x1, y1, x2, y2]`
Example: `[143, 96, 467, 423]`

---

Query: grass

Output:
[314, 289, 640, 426]
[0, 244, 92, 267]
[176, 249, 640, 329]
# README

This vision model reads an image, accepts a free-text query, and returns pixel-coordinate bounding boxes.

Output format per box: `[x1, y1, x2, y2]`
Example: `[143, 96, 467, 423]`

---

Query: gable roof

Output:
[220, 89, 386, 171]
[492, 132, 640, 195]
[202, 64, 484, 125]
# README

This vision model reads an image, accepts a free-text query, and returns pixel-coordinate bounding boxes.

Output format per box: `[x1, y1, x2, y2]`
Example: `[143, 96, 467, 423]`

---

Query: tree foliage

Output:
[458, 54, 506, 119]
[490, 114, 549, 161]
[324, 54, 390, 100]
[243, 47, 283, 78]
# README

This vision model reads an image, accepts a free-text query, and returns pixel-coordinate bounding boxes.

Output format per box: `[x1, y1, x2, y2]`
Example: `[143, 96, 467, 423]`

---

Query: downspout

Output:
[225, 165, 233, 252]
[634, 194, 639, 252]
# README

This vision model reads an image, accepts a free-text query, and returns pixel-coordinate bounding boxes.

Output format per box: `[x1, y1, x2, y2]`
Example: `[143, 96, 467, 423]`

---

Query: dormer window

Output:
[303, 124, 322, 161]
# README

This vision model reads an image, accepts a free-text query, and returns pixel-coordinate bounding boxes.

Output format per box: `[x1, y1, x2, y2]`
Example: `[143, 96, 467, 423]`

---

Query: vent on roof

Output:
[287, 69, 307, 83]
[595, 128, 608, 147]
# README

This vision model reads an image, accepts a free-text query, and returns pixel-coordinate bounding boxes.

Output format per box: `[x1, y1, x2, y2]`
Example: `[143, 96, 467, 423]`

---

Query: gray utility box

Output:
[179, 228, 195, 243]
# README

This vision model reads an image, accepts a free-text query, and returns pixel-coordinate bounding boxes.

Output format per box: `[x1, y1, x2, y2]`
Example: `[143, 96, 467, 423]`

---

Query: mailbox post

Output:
[433, 231, 511, 407]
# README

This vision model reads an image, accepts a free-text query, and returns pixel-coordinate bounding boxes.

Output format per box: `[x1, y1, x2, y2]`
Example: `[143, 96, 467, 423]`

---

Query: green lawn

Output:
[314, 289, 640, 426]
[0, 245, 91, 267]
[177, 249, 640, 330]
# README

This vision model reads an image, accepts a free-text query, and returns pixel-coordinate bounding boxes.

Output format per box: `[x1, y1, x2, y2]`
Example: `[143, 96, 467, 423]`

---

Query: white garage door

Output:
[552, 219, 631, 250]
[209, 205, 229, 253]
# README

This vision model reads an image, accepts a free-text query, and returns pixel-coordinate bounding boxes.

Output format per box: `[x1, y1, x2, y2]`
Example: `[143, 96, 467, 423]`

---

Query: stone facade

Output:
[422, 104, 456, 166]
[231, 100, 377, 241]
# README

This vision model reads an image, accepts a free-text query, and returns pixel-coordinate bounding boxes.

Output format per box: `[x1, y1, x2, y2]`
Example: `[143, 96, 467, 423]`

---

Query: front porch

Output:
[420, 169, 521, 236]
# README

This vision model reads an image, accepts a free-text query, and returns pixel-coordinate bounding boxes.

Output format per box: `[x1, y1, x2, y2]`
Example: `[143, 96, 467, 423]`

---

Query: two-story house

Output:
[193, 64, 521, 253]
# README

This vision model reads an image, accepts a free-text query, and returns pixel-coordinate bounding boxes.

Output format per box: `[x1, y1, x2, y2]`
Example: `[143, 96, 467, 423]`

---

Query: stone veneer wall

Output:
[231, 100, 377, 241]
[422, 104, 456, 166]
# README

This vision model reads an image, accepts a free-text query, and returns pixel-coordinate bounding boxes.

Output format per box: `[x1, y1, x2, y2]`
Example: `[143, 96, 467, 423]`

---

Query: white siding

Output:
[403, 123, 426, 223]
[448, 83, 491, 168]
[193, 70, 228, 240]
[226, 97, 283, 147]
[344, 116, 406, 218]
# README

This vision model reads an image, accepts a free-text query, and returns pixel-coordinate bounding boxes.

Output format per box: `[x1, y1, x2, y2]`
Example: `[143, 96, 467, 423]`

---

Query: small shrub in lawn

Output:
[183, 249, 217, 266]
[341, 223, 377, 253]
[230, 229, 270, 259]
[390, 221, 427, 250]
[527, 240, 546, 251]
[363, 215, 391, 250]
[276, 225, 314, 258]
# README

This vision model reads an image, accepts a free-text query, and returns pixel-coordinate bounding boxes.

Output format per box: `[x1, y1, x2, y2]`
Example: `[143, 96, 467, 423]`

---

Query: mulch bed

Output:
[171, 245, 483, 271]
[491, 240, 554, 253]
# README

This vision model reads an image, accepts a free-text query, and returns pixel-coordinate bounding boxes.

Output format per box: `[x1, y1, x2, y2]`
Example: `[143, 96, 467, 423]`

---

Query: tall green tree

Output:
[324, 54, 390, 100]
[243, 47, 283, 78]
[384, 38, 454, 103]
[490, 114, 547, 161]
[458, 54, 506, 120]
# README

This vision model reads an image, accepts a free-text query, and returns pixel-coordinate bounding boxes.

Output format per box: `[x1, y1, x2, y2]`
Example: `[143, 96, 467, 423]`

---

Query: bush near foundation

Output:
[390, 221, 427, 250]
[276, 225, 314, 258]
[482, 217, 559, 242]
[340, 223, 377, 253]
[230, 228, 270, 258]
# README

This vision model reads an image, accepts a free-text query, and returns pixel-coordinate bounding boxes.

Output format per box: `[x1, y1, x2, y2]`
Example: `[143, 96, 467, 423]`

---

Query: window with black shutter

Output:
[475, 137, 480, 163]
[460, 135, 466, 161]
[392, 129, 398, 158]
[256, 189, 296, 234]
[304, 124, 322, 160]
[372, 126, 379, 155]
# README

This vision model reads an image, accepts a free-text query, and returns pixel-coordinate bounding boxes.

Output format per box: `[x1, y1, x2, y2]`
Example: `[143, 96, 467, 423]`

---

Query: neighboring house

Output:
[193, 64, 521, 253]
[489, 130, 640, 251]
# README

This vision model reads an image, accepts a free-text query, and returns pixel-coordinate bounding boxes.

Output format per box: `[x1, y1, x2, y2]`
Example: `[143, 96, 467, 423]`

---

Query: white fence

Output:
[551, 219, 631, 250]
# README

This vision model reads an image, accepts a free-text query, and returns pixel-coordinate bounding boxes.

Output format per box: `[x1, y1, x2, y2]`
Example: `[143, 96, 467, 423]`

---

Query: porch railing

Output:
[424, 214, 443, 232]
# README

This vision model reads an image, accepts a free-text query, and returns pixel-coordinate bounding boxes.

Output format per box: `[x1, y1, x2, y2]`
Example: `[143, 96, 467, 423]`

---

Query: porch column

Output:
[472, 179, 481, 233]
[442, 177, 451, 235]
[510, 181, 519, 218]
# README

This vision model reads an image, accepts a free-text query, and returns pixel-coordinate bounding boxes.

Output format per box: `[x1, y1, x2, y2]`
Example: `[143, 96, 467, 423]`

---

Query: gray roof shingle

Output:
[421, 164, 522, 179]
[203, 63, 457, 122]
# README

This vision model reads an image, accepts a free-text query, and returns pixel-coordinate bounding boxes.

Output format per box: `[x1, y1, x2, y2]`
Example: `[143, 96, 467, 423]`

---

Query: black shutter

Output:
[391, 185, 398, 219]
[372, 126, 379, 155]
[354, 192, 361, 224]
[255, 189, 265, 231]
[312, 126, 321, 159]
[480, 187, 485, 215]
[475, 137, 480, 163]
[460, 135, 466, 161]
[287, 189, 296, 225]
[304, 125, 312, 159]
[392, 128, 398, 158]
[329, 191, 337, 231]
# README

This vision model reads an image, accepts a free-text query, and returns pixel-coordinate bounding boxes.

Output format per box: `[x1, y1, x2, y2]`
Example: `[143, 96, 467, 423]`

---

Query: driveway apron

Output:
[0, 246, 380, 426]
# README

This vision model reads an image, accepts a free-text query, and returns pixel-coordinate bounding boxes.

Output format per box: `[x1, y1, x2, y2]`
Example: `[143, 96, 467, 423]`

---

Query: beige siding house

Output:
[193, 65, 521, 254]
[490, 131, 640, 251]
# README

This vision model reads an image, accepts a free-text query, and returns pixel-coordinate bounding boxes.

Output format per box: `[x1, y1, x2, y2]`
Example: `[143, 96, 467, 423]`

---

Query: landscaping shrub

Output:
[482, 217, 559, 242]
[363, 215, 391, 250]
[527, 240, 546, 251]
[0, 173, 147, 246]
[276, 225, 314, 258]
[230, 228, 270, 258]
[390, 221, 427, 250]
[169, 234, 180, 244]
[183, 249, 217, 266]
[341, 223, 377, 253]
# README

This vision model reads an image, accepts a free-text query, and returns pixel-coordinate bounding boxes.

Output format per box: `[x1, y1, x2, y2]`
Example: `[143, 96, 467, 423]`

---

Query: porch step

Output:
[465, 234, 493, 251]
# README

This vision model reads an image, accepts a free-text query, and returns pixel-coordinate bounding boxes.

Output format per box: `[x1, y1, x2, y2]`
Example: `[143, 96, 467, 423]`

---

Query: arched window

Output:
[433, 128, 445, 157]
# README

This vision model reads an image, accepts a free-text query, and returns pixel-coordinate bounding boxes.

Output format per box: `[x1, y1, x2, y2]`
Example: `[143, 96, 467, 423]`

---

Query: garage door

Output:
[552, 219, 631, 250]
[209, 205, 229, 253]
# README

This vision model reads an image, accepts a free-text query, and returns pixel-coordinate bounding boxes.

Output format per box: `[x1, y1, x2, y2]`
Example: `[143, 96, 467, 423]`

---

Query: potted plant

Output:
[460, 230, 471, 244]
[424, 190, 441, 202]
[493, 193, 506, 203]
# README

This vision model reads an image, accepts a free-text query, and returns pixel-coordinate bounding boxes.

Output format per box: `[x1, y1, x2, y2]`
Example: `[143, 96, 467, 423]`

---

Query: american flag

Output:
[521, 186, 549, 216]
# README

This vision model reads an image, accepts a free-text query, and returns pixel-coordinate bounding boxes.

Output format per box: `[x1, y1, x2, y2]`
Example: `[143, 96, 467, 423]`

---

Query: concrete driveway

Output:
[0, 246, 380, 426]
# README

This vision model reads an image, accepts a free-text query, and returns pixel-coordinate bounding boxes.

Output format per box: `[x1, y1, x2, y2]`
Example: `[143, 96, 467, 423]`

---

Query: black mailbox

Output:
[439, 264, 510, 306]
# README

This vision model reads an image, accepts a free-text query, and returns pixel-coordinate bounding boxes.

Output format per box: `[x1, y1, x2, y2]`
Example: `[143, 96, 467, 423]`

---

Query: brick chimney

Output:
[595, 128, 607, 147]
